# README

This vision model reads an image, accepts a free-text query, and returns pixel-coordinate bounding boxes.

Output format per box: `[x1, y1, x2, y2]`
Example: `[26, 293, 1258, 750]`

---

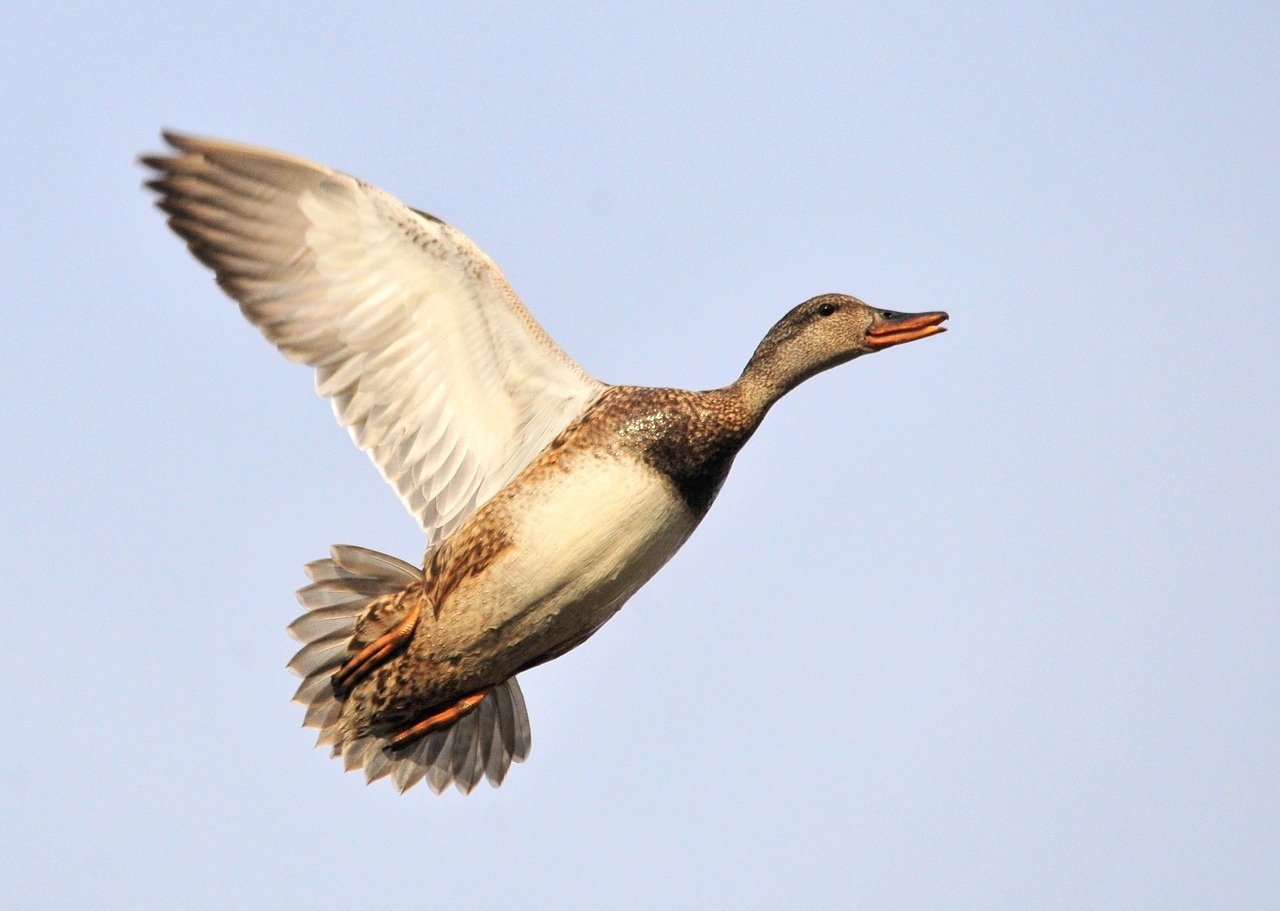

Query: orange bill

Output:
[865, 309, 950, 349]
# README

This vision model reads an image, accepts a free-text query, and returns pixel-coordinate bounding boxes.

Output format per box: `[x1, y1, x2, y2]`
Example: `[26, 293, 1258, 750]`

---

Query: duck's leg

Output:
[388, 690, 490, 750]
[331, 603, 421, 695]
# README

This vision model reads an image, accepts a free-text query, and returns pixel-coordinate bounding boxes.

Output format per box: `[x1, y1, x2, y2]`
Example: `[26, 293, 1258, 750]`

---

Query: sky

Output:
[2, 2, 1277, 908]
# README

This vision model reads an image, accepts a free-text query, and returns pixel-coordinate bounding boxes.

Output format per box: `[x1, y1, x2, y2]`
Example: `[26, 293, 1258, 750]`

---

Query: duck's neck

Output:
[721, 337, 810, 425]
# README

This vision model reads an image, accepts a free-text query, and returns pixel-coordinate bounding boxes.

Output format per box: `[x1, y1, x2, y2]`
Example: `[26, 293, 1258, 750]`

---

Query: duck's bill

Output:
[865, 310, 949, 349]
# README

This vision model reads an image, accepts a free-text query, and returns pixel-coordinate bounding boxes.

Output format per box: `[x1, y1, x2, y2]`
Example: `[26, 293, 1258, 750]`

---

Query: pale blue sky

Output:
[2, 2, 1277, 908]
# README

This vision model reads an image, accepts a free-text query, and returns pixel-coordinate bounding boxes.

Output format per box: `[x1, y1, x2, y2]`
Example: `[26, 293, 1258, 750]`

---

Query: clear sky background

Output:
[2, 2, 1277, 908]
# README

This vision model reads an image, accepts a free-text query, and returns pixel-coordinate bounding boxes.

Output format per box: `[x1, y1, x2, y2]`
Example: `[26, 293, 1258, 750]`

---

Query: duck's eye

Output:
[817, 302, 838, 317]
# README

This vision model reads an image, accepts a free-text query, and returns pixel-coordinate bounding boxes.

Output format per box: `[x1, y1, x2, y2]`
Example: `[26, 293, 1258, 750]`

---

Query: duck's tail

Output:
[286, 545, 531, 794]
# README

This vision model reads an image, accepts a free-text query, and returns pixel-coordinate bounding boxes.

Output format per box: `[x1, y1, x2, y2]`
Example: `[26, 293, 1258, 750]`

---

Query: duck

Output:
[142, 132, 948, 795]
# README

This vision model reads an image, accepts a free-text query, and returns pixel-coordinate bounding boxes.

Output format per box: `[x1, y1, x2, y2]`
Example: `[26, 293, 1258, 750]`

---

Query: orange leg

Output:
[388, 690, 490, 750]
[331, 603, 421, 695]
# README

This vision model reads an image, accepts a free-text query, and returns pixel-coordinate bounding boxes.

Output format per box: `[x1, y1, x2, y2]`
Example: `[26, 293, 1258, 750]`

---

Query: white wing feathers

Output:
[144, 133, 604, 543]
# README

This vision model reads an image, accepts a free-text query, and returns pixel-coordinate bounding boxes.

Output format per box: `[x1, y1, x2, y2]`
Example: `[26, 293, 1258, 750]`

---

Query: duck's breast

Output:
[438, 447, 699, 673]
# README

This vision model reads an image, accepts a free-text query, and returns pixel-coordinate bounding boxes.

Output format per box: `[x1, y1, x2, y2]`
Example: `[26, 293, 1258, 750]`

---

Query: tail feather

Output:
[362, 745, 395, 784]
[392, 738, 430, 791]
[451, 708, 485, 793]
[292, 672, 335, 706]
[475, 695, 497, 784]
[286, 604, 361, 644]
[296, 579, 389, 609]
[286, 631, 350, 678]
[287, 544, 531, 794]
[506, 673, 533, 759]
[302, 698, 342, 729]
[329, 545, 421, 583]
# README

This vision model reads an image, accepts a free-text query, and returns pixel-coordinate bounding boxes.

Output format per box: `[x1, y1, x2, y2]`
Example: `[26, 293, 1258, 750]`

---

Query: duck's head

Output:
[737, 293, 948, 404]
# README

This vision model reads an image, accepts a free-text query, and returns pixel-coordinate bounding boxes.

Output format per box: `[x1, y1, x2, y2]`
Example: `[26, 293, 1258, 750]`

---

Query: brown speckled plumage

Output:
[426, 527, 513, 615]
[569, 385, 760, 516]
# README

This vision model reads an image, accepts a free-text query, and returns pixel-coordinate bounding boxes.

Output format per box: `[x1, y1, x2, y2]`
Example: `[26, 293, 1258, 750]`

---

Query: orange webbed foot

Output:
[331, 603, 421, 695]
[388, 690, 490, 750]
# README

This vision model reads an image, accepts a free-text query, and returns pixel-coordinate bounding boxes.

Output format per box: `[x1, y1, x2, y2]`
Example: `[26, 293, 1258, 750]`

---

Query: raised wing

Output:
[143, 132, 604, 544]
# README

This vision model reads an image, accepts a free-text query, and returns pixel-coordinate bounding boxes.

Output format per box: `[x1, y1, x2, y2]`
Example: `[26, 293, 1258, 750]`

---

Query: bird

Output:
[142, 132, 948, 795]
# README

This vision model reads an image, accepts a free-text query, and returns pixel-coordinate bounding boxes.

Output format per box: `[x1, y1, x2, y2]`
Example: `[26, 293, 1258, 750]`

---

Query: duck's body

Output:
[144, 133, 947, 794]
[332, 385, 755, 772]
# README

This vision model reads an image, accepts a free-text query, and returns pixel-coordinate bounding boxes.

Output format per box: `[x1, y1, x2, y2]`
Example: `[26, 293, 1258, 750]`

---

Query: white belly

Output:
[442, 453, 697, 668]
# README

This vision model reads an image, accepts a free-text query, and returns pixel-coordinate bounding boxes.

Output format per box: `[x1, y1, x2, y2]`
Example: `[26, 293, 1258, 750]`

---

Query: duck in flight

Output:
[143, 133, 948, 795]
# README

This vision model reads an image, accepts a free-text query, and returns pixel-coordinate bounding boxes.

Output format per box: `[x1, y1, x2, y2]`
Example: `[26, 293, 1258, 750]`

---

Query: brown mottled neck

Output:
[724, 338, 816, 423]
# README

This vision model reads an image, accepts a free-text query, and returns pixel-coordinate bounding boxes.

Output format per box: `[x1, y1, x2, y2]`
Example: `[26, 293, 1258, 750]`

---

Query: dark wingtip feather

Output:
[138, 155, 173, 173]
[153, 196, 185, 217]
[161, 129, 195, 151]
